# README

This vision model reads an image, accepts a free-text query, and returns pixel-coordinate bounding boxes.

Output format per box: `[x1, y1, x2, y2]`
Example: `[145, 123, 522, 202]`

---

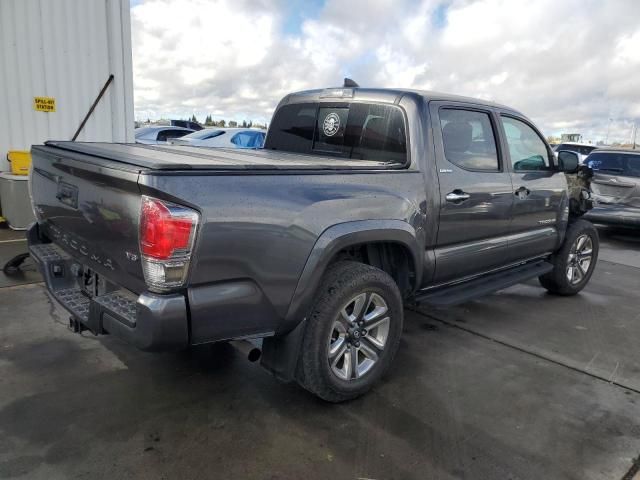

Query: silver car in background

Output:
[134, 126, 195, 144]
[172, 128, 265, 148]
[584, 149, 640, 227]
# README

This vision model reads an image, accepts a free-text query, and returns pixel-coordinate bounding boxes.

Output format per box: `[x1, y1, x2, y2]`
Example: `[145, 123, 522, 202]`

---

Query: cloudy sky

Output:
[130, 0, 640, 143]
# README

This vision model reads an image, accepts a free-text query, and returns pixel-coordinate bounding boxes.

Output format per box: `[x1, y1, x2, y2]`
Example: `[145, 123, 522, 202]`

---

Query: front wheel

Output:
[297, 261, 403, 402]
[539, 219, 599, 295]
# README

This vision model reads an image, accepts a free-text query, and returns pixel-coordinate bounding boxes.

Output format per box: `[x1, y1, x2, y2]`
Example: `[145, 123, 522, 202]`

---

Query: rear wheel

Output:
[297, 261, 403, 402]
[539, 219, 599, 295]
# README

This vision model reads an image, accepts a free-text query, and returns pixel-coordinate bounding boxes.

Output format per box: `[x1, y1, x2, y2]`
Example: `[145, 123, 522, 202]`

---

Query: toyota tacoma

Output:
[28, 86, 598, 402]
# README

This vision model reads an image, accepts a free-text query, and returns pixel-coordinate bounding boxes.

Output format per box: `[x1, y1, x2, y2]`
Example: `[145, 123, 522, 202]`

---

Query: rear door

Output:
[430, 102, 514, 283]
[498, 114, 566, 261]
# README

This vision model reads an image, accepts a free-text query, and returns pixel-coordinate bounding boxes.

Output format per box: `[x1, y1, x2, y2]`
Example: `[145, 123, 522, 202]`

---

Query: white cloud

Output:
[615, 30, 640, 65]
[132, 0, 640, 143]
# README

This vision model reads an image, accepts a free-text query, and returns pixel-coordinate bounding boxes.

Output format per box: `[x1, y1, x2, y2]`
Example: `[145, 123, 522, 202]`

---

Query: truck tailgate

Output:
[30, 145, 146, 294]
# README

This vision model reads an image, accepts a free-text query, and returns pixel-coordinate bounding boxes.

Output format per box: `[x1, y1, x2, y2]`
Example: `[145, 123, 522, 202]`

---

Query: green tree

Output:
[191, 114, 198, 124]
[242, 120, 247, 128]
[247, 120, 253, 128]
[217, 119, 226, 127]
[229, 120, 238, 127]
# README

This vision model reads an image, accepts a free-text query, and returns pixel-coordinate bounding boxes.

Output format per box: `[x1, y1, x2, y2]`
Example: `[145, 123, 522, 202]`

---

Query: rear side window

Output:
[439, 109, 499, 171]
[265, 103, 407, 163]
[587, 152, 640, 177]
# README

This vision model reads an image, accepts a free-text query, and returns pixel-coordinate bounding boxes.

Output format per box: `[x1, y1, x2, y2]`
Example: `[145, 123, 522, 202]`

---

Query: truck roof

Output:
[588, 148, 640, 155]
[283, 87, 521, 115]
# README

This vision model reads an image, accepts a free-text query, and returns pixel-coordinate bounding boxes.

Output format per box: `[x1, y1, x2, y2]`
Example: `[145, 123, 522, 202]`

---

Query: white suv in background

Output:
[554, 142, 599, 163]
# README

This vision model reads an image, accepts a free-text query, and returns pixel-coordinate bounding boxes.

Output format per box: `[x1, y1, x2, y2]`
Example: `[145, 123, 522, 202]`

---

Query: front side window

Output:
[501, 116, 550, 171]
[265, 103, 407, 163]
[439, 108, 499, 171]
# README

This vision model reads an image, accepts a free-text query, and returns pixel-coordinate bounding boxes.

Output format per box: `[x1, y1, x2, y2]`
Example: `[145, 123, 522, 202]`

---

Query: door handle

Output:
[514, 186, 530, 199]
[445, 190, 471, 203]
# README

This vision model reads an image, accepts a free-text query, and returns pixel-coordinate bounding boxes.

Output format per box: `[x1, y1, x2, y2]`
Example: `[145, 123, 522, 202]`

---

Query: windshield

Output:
[265, 102, 407, 163]
[586, 152, 640, 177]
[180, 129, 225, 140]
[230, 131, 266, 148]
[134, 127, 155, 138]
[558, 144, 598, 156]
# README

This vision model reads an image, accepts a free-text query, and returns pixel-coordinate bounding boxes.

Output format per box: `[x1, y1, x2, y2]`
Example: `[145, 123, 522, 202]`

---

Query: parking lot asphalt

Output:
[1, 226, 639, 480]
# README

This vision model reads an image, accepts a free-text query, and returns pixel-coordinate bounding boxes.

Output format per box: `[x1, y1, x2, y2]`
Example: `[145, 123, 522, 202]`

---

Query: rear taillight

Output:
[139, 196, 199, 292]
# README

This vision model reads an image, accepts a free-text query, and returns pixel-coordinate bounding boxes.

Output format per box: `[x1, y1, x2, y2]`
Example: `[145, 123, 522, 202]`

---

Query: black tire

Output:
[539, 219, 599, 295]
[297, 261, 403, 403]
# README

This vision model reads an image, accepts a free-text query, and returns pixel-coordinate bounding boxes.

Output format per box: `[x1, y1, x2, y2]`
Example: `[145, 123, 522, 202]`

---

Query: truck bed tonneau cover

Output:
[41, 141, 402, 171]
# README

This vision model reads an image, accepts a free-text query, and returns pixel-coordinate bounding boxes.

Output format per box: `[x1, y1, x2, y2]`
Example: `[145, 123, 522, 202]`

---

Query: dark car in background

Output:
[585, 149, 640, 226]
[170, 119, 203, 131]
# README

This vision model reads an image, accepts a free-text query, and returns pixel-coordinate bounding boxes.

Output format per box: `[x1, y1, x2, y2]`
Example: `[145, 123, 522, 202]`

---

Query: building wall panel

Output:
[0, 0, 134, 171]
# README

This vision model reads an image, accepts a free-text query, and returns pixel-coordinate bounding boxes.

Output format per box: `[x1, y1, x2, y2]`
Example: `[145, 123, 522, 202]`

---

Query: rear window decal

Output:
[323, 112, 341, 137]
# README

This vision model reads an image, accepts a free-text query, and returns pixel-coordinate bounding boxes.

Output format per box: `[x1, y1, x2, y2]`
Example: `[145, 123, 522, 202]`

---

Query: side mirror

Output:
[557, 150, 579, 173]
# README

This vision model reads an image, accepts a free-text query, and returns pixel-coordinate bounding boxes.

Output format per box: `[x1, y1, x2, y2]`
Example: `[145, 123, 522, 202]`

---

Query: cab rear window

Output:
[265, 103, 407, 163]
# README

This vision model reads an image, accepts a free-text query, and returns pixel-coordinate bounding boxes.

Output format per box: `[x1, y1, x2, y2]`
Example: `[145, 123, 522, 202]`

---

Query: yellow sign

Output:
[33, 96, 56, 112]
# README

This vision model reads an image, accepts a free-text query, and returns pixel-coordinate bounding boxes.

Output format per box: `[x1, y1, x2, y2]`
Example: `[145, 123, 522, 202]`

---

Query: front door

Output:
[430, 103, 514, 284]
[498, 115, 566, 262]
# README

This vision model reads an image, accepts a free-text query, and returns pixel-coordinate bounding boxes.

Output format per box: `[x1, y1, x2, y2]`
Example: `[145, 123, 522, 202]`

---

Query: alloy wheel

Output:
[566, 234, 593, 285]
[327, 292, 391, 381]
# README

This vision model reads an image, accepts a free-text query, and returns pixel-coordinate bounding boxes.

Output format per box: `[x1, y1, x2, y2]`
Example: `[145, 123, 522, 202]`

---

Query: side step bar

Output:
[413, 260, 554, 308]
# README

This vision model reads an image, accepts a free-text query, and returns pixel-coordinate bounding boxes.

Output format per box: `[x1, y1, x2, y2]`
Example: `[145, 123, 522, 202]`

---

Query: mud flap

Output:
[260, 318, 307, 383]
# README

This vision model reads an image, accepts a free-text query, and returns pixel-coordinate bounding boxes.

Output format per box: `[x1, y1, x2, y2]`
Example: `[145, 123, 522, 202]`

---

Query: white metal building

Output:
[0, 0, 134, 172]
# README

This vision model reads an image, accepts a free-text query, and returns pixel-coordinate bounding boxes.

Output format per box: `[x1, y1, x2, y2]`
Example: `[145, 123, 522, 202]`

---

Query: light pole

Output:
[605, 118, 613, 145]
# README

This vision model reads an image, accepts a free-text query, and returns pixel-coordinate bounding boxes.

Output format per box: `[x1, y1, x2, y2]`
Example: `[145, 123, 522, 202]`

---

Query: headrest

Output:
[442, 121, 472, 154]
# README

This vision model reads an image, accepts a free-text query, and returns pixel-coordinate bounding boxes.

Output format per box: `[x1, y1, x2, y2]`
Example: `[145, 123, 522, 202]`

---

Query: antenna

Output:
[343, 78, 359, 88]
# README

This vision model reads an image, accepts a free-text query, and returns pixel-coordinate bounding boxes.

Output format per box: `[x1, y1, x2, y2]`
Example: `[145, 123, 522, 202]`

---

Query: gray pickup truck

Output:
[28, 87, 598, 402]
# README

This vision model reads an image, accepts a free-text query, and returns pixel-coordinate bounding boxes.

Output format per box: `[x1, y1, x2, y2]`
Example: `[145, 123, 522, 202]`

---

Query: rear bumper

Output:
[28, 225, 189, 352]
[584, 204, 640, 227]
[28, 223, 280, 351]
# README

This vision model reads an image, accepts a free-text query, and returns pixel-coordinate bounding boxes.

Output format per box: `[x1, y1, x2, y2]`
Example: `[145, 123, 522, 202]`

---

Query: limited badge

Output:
[323, 112, 341, 137]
